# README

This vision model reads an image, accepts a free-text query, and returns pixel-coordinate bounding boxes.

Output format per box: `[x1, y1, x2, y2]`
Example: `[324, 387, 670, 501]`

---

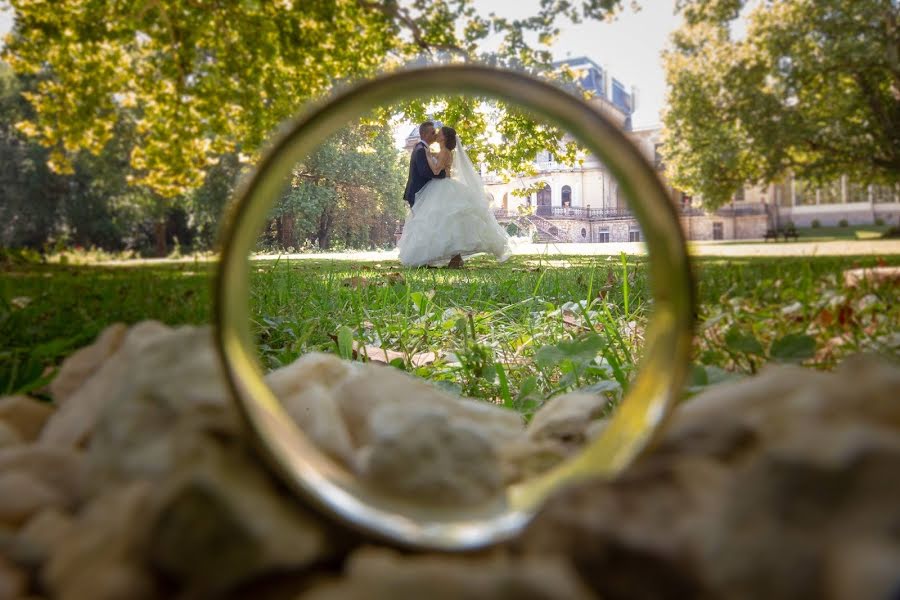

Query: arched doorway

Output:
[562, 185, 572, 208]
[536, 183, 551, 216]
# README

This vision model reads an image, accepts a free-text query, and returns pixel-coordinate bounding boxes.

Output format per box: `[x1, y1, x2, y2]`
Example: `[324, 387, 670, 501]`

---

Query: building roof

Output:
[554, 56, 635, 117]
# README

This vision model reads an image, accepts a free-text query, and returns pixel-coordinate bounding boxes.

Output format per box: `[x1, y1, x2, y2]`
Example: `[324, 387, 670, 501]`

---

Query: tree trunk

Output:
[154, 219, 167, 257]
[317, 209, 333, 249]
[280, 213, 295, 248]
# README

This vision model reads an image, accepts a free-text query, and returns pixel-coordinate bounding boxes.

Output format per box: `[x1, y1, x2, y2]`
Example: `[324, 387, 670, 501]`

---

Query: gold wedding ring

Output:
[214, 65, 694, 550]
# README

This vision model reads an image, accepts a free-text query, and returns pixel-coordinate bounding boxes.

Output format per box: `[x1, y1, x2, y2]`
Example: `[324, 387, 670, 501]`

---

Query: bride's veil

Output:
[451, 139, 490, 205]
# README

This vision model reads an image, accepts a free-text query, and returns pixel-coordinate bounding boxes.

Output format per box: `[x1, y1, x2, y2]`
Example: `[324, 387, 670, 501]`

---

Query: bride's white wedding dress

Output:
[398, 140, 511, 267]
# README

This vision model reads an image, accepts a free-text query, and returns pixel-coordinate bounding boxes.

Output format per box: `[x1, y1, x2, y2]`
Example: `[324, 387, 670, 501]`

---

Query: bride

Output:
[398, 126, 512, 268]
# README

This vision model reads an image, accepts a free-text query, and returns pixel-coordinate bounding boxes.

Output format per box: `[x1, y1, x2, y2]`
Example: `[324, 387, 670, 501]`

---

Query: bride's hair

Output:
[441, 126, 457, 151]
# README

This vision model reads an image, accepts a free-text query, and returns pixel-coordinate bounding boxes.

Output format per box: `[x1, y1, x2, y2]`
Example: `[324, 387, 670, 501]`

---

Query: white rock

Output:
[48, 323, 129, 403]
[146, 437, 336, 597]
[586, 418, 609, 441]
[0, 395, 54, 441]
[16, 507, 75, 567]
[0, 472, 65, 526]
[41, 321, 172, 448]
[265, 353, 357, 466]
[85, 325, 238, 485]
[0, 556, 27, 600]
[359, 403, 504, 505]
[826, 538, 900, 600]
[0, 421, 23, 448]
[0, 446, 86, 508]
[498, 436, 570, 485]
[527, 392, 609, 444]
[333, 360, 524, 448]
[44, 482, 157, 600]
[301, 546, 596, 600]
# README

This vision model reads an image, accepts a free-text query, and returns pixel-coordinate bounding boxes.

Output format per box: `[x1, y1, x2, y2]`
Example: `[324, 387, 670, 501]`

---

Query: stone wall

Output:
[782, 202, 900, 227]
[541, 214, 767, 242]
[734, 215, 767, 238]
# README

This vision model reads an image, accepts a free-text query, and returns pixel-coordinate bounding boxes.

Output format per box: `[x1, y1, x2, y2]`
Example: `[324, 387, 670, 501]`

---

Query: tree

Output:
[3, 0, 626, 204]
[662, 0, 900, 208]
[1, 61, 198, 255]
[0, 61, 63, 248]
[268, 122, 406, 250]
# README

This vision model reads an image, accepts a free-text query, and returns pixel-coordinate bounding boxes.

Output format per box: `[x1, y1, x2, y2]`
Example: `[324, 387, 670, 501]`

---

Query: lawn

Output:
[795, 224, 892, 241]
[2, 252, 898, 416]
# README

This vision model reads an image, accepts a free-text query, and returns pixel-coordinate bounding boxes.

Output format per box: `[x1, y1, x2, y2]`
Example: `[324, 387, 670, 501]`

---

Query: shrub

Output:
[838, 218, 849, 227]
[811, 219, 821, 228]
[874, 217, 885, 226]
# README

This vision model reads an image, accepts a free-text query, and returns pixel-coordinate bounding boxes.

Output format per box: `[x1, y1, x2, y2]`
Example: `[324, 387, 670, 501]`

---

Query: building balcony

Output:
[712, 203, 768, 216]
[493, 206, 632, 220]
[492, 205, 734, 221]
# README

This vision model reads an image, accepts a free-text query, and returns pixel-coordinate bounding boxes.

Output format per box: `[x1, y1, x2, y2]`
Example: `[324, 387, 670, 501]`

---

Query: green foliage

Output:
[663, 0, 900, 209]
[723, 326, 764, 355]
[839, 219, 849, 228]
[263, 123, 406, 250]
[336, 325, 354, 360]
[769, 333, 816, 363]
[811, 219, 820, 228]
[0, 61, 200, 255]
[3, 0, 625, 199]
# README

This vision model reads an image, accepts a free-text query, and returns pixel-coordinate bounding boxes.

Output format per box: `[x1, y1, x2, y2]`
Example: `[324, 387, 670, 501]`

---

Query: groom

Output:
[402, 120, 462, 268]
[403, 121, 444, 208]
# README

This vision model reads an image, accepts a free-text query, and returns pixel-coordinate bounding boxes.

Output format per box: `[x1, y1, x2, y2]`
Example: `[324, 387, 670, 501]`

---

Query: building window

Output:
[794, 180, 815, 206]
[502, 192, 508, 210]
[536, 183, 552, 216]
[846, 181, 867, 203]
[598, 229, 610, 243]
[629, 227, 641, 242]
[653, 144, 664, 170]
[872, 184, 898, 203]
[562, 185, 572, 207]
[713, 222, 723, 240]
[581, 228, 587, 238]
[612, 78, 632, 112]
[819, 180, 842, 204]
[734, 188, 745, 201]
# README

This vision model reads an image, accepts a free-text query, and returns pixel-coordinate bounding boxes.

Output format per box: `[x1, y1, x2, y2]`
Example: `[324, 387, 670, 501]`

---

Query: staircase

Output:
[396, 212, 571, 245]
[522, 214, 571, 243]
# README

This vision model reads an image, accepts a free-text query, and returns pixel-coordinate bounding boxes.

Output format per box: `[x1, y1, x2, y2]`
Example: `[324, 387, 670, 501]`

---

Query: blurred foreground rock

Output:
[0, 321, 897, 599]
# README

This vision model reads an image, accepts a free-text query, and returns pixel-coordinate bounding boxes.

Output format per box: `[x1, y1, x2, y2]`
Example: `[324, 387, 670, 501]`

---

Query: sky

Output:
[0, 1, 687, 136]
[479, 0, 683, 129]
[0, 3, 10, 44]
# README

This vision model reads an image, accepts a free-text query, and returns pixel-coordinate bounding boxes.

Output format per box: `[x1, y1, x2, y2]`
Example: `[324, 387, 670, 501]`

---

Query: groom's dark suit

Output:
[403, 141, 445, 207]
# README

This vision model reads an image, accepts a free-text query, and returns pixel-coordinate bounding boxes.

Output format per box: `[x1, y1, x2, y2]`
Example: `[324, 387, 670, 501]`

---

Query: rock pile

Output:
[0, 322, 897, 599]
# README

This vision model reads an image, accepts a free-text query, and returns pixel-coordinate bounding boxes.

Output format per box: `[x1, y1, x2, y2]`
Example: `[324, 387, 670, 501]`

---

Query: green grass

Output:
[713, 224, 893, 245]
[2, 253, 898, 414]
[796, 224, 891, 241]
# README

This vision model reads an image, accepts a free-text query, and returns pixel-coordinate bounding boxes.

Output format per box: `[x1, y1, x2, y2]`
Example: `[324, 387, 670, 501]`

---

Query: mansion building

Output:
[404, 57, 899, 243]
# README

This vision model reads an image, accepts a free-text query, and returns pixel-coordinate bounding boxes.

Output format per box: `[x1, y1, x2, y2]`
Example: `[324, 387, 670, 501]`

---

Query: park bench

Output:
[764, 226, 799, 242]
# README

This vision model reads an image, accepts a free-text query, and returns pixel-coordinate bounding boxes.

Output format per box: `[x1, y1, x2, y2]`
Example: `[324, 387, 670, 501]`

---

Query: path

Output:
[91, 238, 900, 266]
[254, 239, 900, 262]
